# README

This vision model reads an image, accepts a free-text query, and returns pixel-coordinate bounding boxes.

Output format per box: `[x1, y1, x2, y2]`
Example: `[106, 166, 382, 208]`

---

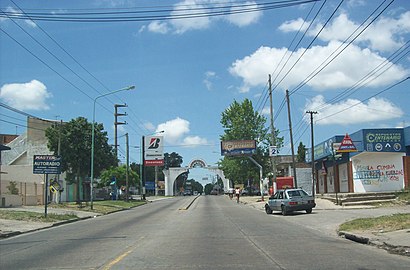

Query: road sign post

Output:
[33, 155, 62, 217]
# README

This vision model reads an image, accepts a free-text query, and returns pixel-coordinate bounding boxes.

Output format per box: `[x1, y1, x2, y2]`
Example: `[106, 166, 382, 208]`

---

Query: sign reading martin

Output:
[221, 140, 256, 156]
[33, 155, 62, 174]
[144, 136, 164, 166]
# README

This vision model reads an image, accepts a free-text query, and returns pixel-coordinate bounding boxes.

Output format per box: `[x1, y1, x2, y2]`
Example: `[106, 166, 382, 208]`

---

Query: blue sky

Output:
[1, 0, 410, 179]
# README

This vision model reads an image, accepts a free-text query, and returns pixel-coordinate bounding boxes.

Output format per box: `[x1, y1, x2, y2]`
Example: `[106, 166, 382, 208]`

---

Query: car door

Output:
[272, 191, 284, 211]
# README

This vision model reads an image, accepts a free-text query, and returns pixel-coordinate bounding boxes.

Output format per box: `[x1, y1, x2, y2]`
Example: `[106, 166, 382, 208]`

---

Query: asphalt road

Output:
[0, 196, 409, 270]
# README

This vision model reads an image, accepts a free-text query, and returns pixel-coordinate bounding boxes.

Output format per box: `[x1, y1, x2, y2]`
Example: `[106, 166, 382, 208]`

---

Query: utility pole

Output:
[125, 133, 129, 202]
[141, 136, 146, 200]
[268, 74, 277, 193]
[306, 110, 318, 197]
[114, 104, 127, 158]
[286, 90, 297, 188]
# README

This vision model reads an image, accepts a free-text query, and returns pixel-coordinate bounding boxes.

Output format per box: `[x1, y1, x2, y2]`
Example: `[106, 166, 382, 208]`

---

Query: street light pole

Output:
[90, 85, 135, 210]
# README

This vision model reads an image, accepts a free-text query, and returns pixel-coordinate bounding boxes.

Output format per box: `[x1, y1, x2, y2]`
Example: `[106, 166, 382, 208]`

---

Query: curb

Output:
[179, 195, 200, 210]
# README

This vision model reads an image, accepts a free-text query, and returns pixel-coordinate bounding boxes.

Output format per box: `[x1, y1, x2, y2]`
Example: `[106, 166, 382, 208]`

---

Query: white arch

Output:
[163, 159, 230, 196]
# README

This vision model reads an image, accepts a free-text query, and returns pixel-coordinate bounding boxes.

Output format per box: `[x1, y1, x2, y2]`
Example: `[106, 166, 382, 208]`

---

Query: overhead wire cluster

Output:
[0, 0, 320, 147]
[253, 0, 408, 155]
[1, 0, 408, 157]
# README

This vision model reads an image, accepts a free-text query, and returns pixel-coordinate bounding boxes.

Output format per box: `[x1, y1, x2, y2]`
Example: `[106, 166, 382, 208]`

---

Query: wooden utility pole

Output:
[306, 110, 318, 196]
[114, 104, 127, 158]
[269, 75, 277, 191]
[125, 133, 129, 202]
[286, 90, 297, 188]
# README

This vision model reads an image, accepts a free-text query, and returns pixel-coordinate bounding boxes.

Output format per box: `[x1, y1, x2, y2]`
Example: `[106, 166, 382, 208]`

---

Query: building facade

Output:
[307, 127, 410, 194]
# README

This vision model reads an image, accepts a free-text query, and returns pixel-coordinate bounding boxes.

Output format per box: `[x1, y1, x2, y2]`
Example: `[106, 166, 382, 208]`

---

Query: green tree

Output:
[186, 178, 204, 194]
[164, 152, 183, 168]
[7, 181, 19, 195]
[99, 165, 139, 188]
[219, 99, 283, 186]
[297, 142, 306, 162]
[45, 117, 117, 203]
[204, 183, 214, 195]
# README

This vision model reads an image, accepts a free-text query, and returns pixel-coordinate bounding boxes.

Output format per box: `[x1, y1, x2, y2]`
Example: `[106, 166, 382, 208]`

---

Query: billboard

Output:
[221, 140, 256, 156]
[363, 129, 404, 152]
[144, 136, 164, 166]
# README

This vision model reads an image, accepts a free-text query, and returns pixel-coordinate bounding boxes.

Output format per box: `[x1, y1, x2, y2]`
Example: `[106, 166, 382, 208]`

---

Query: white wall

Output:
[338, 163, 349, 193]
[352, 152, 405, 192]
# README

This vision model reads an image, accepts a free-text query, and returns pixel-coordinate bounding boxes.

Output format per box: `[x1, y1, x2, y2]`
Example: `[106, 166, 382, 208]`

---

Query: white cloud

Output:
[294, 12, 410, 53]
[0, 80, 52, 110]
[147, 21, 170, 34]
[225, 1, 262, 27]
[157, 117, 190, 144]
[305, 95, 404, 125]
[278, 18, 309, 33]
[145, 0, 262, 34]
[155, 117, 208, 147]
[229, 41, 409, 92]
[182, 136, 208, 147]
[143, 122, 156, 132]
[169, 0, 212, 34]
[1, 7, 37, 27]
[261, 106, 271, 116]
[203, 71, 216, 90]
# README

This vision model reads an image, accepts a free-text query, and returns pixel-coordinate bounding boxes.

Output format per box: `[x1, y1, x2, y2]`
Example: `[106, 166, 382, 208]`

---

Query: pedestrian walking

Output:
[235, 187, 240, 203]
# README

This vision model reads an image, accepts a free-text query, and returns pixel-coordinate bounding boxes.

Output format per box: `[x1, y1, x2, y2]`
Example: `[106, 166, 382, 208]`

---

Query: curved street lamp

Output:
[90, 85, 135, 210]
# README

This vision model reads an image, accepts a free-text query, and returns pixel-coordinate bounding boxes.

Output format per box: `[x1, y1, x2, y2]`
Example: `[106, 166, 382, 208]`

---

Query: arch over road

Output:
[163, 159, 230, 196]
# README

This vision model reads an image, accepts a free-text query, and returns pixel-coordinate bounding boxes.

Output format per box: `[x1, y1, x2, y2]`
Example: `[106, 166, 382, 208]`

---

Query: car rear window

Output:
[287, 190, 300, 197]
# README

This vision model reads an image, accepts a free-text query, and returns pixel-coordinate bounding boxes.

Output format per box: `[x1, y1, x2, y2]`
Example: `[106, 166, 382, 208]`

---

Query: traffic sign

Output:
[337, 134, 357, 153]
[269, 146, 278, 156]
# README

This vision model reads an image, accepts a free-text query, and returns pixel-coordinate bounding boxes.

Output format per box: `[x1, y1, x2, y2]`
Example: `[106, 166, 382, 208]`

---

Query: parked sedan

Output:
[265, 188, 316, 216]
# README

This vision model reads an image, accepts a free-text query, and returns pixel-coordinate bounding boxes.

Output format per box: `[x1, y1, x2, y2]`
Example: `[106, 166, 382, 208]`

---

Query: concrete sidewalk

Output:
[0, 205, 101, 238]
[239, 195, 410, 256]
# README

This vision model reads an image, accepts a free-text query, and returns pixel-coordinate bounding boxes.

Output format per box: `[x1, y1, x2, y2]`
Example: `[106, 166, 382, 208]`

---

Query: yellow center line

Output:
[102, 236, 145, 270]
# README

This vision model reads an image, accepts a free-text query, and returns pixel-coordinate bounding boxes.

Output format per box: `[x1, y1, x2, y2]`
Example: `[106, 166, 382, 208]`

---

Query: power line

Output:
[0, 1, 321, 23]
[316, 77, 410, 123]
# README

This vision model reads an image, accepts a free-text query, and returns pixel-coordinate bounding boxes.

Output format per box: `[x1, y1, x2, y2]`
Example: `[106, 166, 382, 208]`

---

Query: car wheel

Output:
[306, 208, 312, 214]
[265, 204, 272, 214]
[281, 205, 287, 216]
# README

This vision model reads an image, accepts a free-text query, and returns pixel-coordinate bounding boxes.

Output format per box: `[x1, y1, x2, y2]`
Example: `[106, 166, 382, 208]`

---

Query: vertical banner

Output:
[144, 136, 164, 166]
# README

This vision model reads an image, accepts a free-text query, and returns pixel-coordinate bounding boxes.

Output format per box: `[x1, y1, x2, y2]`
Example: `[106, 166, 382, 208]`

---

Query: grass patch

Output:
[50, 200, 146, 215]
[0, 211, 77, 223]
[339, 213, 410, 233]
[396, 190, 410, 202]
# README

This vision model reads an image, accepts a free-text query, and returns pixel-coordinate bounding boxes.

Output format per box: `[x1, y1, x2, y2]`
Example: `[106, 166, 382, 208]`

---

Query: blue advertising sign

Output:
[145, 181, 155, 191]
[220, 140, 256, 156]
[33, 155, 62, 174]
[363, 129, 404, 152]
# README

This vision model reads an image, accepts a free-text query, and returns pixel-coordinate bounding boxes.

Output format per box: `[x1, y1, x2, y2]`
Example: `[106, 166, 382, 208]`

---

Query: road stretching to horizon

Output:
[0, 196, 409, 269]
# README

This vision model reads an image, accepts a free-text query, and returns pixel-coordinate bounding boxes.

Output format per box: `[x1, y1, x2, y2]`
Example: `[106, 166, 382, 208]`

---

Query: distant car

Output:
[241, 187, 261, 196]
[210, 190, 218, 195]
[183, 190, 192, 196]
[265, 188, 316, 216]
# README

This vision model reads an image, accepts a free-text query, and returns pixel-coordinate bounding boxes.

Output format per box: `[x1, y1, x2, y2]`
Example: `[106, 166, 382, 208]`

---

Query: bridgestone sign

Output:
[33, 155, 62, 174]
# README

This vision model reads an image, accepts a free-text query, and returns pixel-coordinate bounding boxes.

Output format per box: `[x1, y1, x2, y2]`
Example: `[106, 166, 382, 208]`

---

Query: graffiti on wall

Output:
[353, 163, 403, 186]
[353, 154, 404, 190]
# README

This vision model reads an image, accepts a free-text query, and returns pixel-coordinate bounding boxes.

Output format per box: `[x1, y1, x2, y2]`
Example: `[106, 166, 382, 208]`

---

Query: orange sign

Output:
[338, 133, 357, 153]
